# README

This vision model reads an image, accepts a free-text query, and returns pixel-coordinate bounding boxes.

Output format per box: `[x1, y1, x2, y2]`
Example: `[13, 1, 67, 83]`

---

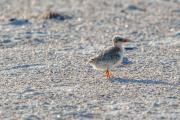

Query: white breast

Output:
[113, 51, 123, 67]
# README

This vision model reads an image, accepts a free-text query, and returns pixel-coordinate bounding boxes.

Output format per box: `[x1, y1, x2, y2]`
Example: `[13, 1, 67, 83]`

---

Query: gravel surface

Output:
[0, 0, 179, 120]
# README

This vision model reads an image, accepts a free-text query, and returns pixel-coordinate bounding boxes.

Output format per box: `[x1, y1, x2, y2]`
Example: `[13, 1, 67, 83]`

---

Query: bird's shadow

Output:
[110, 77, 179, 86]
[122, 57, 133, 65]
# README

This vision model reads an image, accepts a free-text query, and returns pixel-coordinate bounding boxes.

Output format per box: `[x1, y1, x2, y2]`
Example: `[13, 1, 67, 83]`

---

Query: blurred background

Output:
[0, 0, 179, 119]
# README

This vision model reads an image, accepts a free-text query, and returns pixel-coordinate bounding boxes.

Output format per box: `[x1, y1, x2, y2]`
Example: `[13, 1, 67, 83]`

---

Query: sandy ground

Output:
[0, 0, 180, 119]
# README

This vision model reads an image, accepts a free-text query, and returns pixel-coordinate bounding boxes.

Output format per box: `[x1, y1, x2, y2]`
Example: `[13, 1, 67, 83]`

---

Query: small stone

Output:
[125, 24, 128, 28]
[57, 115, 61, 118]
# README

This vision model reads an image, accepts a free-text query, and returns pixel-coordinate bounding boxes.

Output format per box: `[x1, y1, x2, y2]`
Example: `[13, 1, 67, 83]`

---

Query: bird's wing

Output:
[96, 47, 122, 64]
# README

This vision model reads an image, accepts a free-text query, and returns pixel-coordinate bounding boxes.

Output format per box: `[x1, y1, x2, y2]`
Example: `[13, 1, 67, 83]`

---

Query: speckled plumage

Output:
[89, 35, 131, 78]
[89, 46, 123, 70]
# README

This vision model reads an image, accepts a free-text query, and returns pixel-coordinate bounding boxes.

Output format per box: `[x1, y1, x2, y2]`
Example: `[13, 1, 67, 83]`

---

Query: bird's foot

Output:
[105, 69, 112, 79]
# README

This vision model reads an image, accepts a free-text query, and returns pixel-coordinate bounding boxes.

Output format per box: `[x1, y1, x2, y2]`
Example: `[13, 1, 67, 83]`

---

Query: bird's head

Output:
[112, 36, 131, 47]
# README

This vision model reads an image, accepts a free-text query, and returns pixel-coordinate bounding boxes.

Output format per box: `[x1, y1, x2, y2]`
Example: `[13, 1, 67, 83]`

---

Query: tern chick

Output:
[89, 36, 131, 79]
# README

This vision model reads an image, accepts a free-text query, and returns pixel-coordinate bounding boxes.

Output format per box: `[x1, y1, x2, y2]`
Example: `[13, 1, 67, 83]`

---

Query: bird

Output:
[89, 36, 131, 79]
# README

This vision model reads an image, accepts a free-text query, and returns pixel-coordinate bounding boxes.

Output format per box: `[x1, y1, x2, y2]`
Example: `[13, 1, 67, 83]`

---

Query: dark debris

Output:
[41, 11, 72, 21]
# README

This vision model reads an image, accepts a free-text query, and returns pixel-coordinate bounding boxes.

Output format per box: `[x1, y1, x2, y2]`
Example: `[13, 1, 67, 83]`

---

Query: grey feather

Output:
[92, 47, 123, 70]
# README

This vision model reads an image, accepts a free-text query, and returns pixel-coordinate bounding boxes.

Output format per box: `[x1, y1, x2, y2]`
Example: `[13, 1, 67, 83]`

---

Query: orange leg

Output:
[105, 65, 112, 79]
